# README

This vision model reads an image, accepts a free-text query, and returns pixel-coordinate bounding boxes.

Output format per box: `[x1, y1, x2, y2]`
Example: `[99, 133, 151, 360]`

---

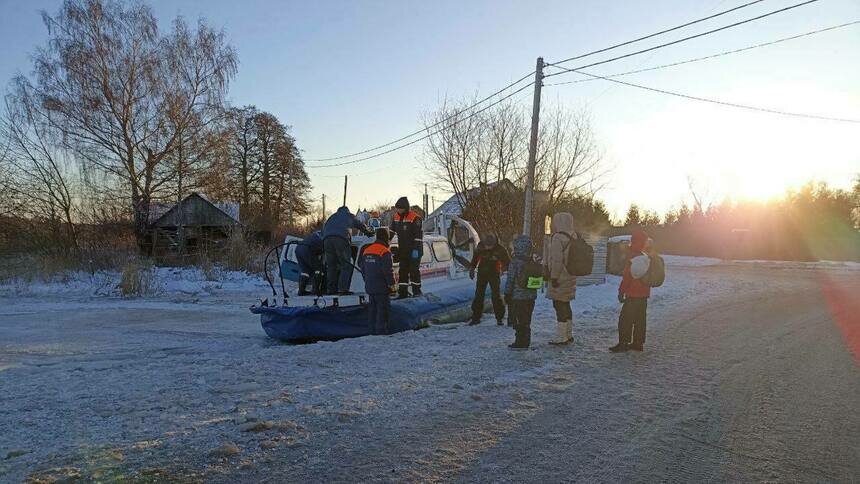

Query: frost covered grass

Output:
[0, 263, 270, 299]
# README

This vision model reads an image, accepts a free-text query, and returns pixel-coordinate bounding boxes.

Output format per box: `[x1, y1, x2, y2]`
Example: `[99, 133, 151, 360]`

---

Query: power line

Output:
[544, 0, 820, 79]
[545, 20, 860, 87]
[547, 0, 765, 67]
[304, 70, 534, 164]
[314, 86, 538, 178]
[564, 69, 860, 123]
[307, 81, 536, 169]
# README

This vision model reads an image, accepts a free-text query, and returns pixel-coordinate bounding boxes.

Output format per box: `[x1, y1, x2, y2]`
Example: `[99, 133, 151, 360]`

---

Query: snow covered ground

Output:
[0, 257, 858, 482]
[0, 266, 271, 300]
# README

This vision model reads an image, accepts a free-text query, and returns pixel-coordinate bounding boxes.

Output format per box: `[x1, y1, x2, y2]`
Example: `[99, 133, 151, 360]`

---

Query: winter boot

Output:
[549, 320, 572, 346]
[628, 344, 644, 352]
[298, 275, 311, 296]
[608, 342, 628, 353]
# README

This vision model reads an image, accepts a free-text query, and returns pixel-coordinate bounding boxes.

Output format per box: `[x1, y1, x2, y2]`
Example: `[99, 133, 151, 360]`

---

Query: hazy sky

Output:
[1, 0, 858, 221]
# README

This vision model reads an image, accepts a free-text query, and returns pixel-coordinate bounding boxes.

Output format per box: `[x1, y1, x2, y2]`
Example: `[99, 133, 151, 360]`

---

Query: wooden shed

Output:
[147, 193, 240, 257]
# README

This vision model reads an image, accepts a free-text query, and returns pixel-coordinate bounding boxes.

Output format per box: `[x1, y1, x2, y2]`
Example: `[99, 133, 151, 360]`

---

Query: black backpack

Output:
[559, 232, 594, 276]
[518, 259, 545, 289]
[641, 254, 666, 287]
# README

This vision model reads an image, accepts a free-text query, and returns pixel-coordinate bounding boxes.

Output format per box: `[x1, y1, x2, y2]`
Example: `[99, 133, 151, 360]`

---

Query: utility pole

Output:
[423, 183, 429, 216]
[342, 175, 348, 207]
[522, 56, 544, 236]
[321, 194, 326, 220]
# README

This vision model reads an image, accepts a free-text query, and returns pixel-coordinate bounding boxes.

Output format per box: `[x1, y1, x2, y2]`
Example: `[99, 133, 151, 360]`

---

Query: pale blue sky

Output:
[2, 0, 858, 220]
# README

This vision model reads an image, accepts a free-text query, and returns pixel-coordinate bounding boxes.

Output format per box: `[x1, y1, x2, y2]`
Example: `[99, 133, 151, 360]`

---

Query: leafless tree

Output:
[533, 107, 604, 210]
[31, 0, 237, 250]
[2, 79, 80, 252]
[423, 95, 606, 223]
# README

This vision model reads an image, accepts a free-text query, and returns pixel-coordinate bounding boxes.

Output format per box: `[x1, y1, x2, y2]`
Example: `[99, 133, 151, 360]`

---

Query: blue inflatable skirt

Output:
[251, 282, 477, 342]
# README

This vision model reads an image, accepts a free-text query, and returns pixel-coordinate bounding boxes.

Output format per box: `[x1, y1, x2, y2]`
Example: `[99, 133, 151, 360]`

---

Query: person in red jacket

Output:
[610, 228, 651, 353]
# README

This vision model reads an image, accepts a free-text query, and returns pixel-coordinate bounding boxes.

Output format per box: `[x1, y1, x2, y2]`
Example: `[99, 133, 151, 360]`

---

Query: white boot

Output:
[549, 320, 569, 345]
[563, 320, 573, 344]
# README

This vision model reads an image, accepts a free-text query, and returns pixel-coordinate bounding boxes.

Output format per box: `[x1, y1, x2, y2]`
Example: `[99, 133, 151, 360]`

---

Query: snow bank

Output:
[0, 266, 271, 299]
[731, 259, 860, 271]
[661, 255, 722, 267]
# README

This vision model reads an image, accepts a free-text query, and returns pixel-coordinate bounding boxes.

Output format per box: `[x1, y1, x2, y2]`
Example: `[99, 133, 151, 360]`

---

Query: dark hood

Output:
[395, 197, 410, 210]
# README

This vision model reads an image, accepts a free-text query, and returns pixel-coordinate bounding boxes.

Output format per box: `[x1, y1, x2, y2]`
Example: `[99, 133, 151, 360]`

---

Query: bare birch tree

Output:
[31, 0, 237, 251]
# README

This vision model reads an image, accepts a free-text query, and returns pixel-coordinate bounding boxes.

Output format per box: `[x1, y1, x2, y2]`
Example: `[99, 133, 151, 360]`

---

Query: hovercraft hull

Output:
[251, 282, 478, 342]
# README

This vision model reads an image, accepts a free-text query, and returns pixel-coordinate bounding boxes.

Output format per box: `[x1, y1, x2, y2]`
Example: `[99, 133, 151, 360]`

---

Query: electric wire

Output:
[307, 80, 536, 169]
[547, 0, 765, 67]
[544, 21, 860, 87]
[304, 70, 534, 164]
[562, 69, 860, 123]
[544, 0, 820, 79]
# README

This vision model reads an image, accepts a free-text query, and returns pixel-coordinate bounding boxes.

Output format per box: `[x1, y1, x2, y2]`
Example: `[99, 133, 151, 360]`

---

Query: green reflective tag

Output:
[526, 276, 543, 289]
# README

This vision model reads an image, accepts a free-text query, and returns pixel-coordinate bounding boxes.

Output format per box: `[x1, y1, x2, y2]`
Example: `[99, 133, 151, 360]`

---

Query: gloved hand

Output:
[365, 228, 375, 237]
[617, 291, 625, 304]
[389, 285, 397, 294]
[469, 269, 475, 280]
[411, 249, 420, 260]
[551, 278, 559, 288]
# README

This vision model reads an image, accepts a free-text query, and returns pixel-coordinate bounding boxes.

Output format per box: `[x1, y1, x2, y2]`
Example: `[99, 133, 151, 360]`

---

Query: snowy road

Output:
[1, 262, 858, 482]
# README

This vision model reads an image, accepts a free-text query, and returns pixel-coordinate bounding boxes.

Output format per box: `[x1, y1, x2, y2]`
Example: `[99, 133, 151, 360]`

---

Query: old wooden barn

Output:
[147, 192, 240, 257]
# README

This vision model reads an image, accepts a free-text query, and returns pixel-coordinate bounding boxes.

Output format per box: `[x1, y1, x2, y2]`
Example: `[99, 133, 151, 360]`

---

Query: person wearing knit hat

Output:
[391, 196, 424, 298]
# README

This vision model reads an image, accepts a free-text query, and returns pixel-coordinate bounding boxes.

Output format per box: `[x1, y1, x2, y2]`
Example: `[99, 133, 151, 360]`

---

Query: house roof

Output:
[426, 179, 548, 221]
[148, 192, 240, 227]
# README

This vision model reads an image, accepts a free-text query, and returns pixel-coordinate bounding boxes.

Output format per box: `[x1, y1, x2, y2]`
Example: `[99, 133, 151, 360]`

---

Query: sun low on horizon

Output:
[597, 79, 859, 218]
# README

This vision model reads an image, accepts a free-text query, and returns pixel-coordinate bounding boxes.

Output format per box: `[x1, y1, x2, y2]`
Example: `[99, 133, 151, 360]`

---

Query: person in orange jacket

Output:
[610, 228, 651, 352]
[359, 228, 396, 335]
[391, 197, 423, 298]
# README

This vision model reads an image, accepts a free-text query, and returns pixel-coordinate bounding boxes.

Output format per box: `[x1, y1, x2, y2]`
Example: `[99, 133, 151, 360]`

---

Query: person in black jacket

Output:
[295, 230, 324, 296]
[323, 206, 374, 295]
[359, 228, 396, 335]
[468, 234, 510, 326]
[390, 197, 423, 298]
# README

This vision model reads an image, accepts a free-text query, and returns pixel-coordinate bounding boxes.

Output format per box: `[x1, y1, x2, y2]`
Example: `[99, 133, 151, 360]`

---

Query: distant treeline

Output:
[619, 181, 860, 262]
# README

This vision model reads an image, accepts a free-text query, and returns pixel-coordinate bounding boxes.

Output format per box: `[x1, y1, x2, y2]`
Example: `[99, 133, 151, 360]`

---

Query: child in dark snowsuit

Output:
[359, 228, 396, 335]
[468, 234, 510, 326]
[505, 235, 538, 349]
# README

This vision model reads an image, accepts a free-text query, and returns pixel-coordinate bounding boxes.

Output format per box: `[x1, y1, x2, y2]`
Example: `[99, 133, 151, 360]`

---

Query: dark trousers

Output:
[368, 293, 391, 335]
[512, 299, 535, 347]
[324, 237, 353, 294]
[618, 297, 648, 346]
[552, 300, 572, 321]
[297, 258, 323, 295]
[470, 272, 505, 323]
[397, 255, 422, 297]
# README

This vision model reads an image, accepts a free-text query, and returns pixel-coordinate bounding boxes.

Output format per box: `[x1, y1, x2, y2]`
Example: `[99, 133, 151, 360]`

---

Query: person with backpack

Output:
[323, 206, 374, 295]
[546, 212, 578, 345]
[468, 234, 510, 326]
[610, 228, 662, 352]
[505, 235, 541, 350]
[391, 197, 424, 298]
[359, 228, 396, 335]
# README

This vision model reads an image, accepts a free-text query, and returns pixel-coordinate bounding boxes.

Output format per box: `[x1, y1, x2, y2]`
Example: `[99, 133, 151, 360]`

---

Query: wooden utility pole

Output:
[321, 194, 326, 220]
[522, 57, 544, 236]
[342, 175, 348, 207]
[423, 183, 429, 215]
